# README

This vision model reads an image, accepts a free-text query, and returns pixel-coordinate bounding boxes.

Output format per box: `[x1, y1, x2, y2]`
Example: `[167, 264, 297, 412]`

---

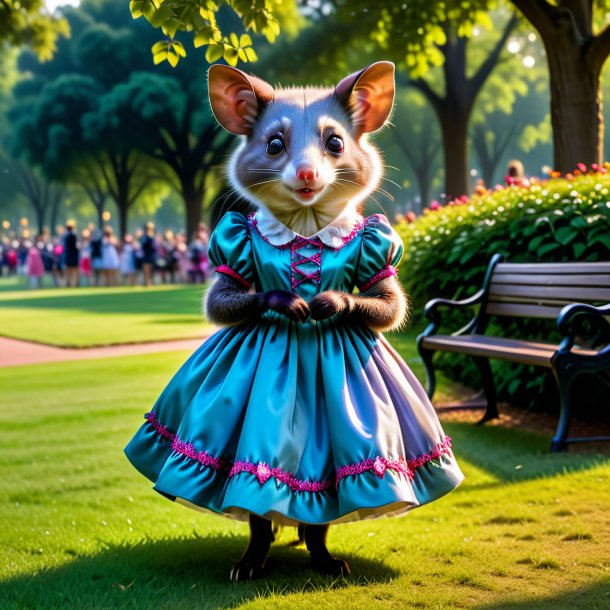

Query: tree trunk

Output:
[118, 200, 129, 240]
[96, 204, 104, 230]
[439, 110, 470, 201]
[34, 206, 45, 236]
[184, 186, 204, 239]
[546, 39, 603, 173]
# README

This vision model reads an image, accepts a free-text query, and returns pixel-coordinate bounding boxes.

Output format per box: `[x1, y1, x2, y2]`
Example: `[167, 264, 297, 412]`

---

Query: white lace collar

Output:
[251, 207, 364, 249]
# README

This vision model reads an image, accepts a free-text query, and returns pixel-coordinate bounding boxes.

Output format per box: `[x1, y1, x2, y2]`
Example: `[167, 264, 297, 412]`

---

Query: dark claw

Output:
[311, 556, 350, 576]
[229, 562, 266, 582]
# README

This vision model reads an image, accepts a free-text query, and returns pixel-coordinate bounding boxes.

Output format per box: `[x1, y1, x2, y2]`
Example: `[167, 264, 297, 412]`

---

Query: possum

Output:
[206, 61, 408, 582]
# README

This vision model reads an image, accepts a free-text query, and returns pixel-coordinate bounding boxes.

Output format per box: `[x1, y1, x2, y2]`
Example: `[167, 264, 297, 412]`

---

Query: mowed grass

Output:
[0, 283, 212, 347]
[1, 341, 609, 609]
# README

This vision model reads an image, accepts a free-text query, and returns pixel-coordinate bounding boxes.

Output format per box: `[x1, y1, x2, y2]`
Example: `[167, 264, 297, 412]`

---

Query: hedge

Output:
[395, 169, 610, 413]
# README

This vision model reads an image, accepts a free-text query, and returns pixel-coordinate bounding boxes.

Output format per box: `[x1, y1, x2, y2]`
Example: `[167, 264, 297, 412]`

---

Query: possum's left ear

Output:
[335, 61, 395, 134]
[208, 65, 274, 135]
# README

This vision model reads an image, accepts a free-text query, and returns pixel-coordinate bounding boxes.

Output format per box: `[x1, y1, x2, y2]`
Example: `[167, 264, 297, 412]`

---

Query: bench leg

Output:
[550, 365, 575, 453]
[418, 346, 437, 400]
[472, 356, 498, 424]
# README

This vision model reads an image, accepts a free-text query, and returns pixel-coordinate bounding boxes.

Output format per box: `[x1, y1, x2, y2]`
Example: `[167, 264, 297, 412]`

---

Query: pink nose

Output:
[296, 166, 318, 183]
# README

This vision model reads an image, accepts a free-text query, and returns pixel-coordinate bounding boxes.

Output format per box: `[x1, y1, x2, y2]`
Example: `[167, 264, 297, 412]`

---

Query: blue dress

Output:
[124, 212, 464, 525]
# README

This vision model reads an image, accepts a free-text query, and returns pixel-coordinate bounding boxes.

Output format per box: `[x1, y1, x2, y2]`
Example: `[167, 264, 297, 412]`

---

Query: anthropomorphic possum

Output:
[124, 61, 463, 586]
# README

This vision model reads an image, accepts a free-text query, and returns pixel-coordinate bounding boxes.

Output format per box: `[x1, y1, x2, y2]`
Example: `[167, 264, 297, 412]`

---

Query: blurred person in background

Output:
[79, 230, 92, 286]
[51, 237, 64, 287]
[120, 234, 137, 286]
[188, 225, 210, 284]
[63, 220, 80, 287]
[26, 236, 45, 289]
[101, 227, 120, 286]
[140, 222, 157, 287]
[175, 232, 190, 283]
[90, 229, 104, 286]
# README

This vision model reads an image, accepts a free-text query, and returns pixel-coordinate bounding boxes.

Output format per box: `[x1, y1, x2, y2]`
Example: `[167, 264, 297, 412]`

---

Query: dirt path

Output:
[0, 336, 207, 368]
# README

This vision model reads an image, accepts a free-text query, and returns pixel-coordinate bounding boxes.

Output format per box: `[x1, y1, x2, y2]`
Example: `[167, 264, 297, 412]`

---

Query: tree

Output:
[509, 0, 610, 172]
[0, 0, 69, 59]
[89, 71, 231, 238]
[11, 163, 64, 234]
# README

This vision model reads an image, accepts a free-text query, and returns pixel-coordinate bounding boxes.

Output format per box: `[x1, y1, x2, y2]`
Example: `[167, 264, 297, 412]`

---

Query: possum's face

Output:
[208, 63, 395, 226]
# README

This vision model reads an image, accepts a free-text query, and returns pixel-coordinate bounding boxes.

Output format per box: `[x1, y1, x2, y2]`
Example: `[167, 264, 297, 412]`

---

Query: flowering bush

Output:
[395, 168, 610, 411]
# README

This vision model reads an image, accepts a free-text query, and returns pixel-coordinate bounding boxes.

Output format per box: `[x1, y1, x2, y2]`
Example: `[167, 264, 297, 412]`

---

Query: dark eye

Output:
[326, 134, 344, 154]
[266, 135, 285, 155]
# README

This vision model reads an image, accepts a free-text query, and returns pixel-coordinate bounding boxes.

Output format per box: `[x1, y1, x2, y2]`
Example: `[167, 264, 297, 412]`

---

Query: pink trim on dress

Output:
[358, 265, 398, 292]
[144, 412, 453, 493]
[248, 214, 366, 251]
[215, 264, 252, 289]
[290, 236, 323, 290]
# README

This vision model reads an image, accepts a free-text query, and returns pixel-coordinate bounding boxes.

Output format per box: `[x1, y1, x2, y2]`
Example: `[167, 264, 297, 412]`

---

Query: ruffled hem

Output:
[124, 413, 464, 525]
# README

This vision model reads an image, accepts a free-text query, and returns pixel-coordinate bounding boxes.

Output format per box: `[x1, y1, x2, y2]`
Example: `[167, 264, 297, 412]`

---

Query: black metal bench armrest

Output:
[557, 302, 610, 352]
[421, 253, 504, 338]
[424, 289, 487, 320]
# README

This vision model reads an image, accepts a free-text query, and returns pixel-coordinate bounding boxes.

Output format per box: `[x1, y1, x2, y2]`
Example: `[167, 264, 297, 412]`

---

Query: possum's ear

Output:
[208, 65, 274, 135]
[335, 61, 395, 135]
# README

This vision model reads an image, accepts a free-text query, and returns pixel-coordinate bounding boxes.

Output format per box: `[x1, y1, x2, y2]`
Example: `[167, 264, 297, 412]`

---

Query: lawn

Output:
[0, 283, 212, 347]
[1, 345, 609, 609]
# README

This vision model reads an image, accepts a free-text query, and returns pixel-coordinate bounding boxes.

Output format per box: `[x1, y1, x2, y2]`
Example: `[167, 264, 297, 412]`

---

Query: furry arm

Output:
[308, 277, 409, 332]
[205, 274, 310, 325]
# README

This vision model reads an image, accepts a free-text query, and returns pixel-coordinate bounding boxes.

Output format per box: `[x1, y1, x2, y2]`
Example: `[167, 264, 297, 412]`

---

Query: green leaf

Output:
[554, 226, 579, 246]
[205, 43, 224, 63]
[572, 242, 587, 258]
[162, 18, 182, 39]
[166, 50, 179, 68]
[239, 34, 252, 48]
[153, 51, 167, 65]
[151, 41, 167, 54]
[244, 47, 257, 62]
[194, 27, 214, 48]
[589, 232, 610, 249]
[172, 40, 186, 57]
[151, 5, 175, 28]
[537, 242, 561, 256]
[229, 32, 239, 47]
[223, 46, 239, 66]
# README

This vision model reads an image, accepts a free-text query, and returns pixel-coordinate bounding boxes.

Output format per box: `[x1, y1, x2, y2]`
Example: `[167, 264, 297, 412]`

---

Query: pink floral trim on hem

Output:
[358, 265, 398, 292]
[247, 214, 366, 251]
[215, 264, 252, 289]
[143, 412, 453, 494]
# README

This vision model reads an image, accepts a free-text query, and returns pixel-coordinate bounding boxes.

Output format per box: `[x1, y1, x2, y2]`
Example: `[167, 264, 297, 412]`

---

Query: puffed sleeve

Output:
[355, 214, 404, 291]
[208, 212, 254, 289]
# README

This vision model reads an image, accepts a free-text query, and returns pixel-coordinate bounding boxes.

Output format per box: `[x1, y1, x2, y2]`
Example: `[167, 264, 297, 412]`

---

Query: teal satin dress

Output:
[124, 212, 464, 525]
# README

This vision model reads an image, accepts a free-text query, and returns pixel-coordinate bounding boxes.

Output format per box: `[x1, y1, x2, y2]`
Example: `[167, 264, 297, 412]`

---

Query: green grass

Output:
[0, 284, 213, 347]
[1, 343, 609, 609]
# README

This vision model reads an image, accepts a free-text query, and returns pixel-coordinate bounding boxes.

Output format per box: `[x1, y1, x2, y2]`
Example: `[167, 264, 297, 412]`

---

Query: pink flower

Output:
[577, 163, 587, 173]
[372, 457, 387, 478]
[430, 200, 441, 211]
[255, 463, 271, 485]
[405, 211, 416, 223]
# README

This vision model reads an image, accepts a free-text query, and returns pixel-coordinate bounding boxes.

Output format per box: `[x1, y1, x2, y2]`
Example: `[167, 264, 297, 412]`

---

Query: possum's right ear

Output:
[208, 65, 274, 135]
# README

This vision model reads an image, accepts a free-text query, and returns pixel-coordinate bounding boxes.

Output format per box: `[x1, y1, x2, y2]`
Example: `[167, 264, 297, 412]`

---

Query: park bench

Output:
[417, 254, 610, 452]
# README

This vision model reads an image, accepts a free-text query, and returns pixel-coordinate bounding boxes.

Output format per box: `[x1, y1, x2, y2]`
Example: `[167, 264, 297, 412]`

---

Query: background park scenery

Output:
[1, 0, 610, 608]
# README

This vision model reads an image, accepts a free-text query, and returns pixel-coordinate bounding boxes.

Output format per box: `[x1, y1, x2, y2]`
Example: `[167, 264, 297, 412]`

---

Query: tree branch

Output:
[408, 78, 443, 113]
[589, 22, 610, 71]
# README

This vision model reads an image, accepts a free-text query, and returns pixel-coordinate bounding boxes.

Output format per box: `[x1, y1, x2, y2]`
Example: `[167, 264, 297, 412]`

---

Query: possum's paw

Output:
[311, 556, 351, 576]
[229, 561, 266, 582]
[264, 290, 310, 322]
[308, 292, 349, 321]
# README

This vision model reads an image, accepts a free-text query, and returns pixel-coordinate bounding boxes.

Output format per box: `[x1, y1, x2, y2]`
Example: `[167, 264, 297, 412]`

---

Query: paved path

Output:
[0, 336, 206, 368]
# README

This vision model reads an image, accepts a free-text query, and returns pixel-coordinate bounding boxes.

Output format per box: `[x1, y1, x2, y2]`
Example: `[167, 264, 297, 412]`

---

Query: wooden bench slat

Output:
[492, 273, 610, 287]
[496, 262, 610, 274]
[420, 334, 599, 367]
[485, 302, 564, 318]
[489, 284, 610, 302]
[421, 335, 555, 366]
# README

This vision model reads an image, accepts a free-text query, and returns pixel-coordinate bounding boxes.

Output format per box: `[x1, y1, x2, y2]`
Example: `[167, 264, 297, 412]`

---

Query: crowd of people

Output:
[0, 221, 212, 289]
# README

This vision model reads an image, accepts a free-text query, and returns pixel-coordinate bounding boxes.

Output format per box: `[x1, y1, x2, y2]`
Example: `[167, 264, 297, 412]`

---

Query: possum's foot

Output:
[229, 561, 266, 582]
[304, 524, 350, 577]
[310, 555, 350, 576]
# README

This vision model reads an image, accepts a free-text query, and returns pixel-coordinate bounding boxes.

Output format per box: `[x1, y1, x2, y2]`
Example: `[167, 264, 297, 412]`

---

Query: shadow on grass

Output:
[445, 422, 610, 485]
[475, 579, 610, 609]
[0, 534, 398, 609]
